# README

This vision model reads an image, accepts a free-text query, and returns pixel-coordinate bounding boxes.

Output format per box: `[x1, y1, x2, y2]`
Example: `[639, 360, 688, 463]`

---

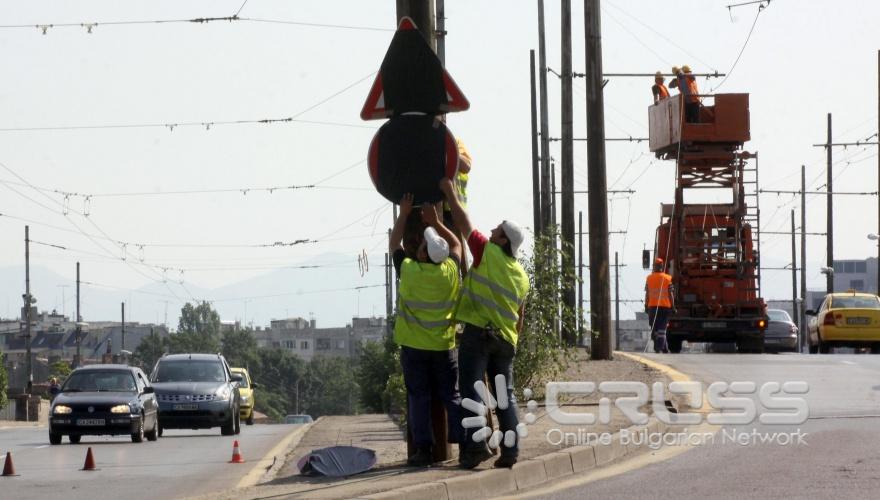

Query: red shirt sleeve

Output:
[468, 229, 489, 267]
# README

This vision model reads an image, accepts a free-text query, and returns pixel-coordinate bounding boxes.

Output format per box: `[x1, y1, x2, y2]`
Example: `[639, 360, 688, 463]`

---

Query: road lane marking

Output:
[236, 424, 311, 489]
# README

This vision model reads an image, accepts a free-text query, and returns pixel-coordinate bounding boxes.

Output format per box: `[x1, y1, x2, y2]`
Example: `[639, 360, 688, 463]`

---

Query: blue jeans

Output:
[458, 323, 520, 458]
[400, 346, 463, 448]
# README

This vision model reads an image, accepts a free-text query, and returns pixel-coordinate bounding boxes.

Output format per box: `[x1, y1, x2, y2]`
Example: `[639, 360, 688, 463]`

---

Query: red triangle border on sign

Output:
[360, 73, 386, 121]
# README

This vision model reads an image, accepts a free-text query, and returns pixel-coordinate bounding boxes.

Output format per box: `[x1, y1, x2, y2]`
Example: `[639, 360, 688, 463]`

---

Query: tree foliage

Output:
[300, 356, 358, 417]
[169, 302, 221, 354]
[515, 227, 576, 391]
[49, 360, 72, 379]
[132, 329, 166, 373]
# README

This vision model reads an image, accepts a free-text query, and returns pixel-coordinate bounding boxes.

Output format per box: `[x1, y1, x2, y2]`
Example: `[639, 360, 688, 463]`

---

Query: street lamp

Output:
[869, 234, 880, 295]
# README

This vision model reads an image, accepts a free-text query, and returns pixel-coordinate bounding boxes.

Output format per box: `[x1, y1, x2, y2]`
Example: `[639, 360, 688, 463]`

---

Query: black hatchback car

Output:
[49, 364, 159, 444]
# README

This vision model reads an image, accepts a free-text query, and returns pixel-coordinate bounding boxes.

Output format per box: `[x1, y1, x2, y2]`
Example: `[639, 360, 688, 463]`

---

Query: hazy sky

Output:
[0, 1, 878, 327]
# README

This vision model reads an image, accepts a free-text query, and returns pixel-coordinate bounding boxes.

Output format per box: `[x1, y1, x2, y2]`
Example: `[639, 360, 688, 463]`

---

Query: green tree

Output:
[515, 227, 576, 391]
[0, 347, 7, 410]
[301, 356, 358, 417]
[357, 339, 396, 413]
[132, 329, 166, 372]
[168, 302, 221, 354]
[250, 347, 304, 420]
[221, 328, 258, 370]
[49, 360, 72, 379]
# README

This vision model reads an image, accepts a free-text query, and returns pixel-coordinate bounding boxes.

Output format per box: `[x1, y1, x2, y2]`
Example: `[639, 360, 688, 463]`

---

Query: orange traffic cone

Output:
[81, 447, 98, 471]
[229, 440, 245, 463]
[2, 451, 18, 477]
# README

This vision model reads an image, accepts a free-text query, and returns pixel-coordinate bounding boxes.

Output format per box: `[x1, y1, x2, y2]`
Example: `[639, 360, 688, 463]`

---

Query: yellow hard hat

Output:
[671, 66, 680, 74]
[682, 65, 692, 73]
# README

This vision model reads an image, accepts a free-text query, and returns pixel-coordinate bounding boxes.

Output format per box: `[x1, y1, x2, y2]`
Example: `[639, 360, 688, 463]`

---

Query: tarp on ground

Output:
[297, 446, 377, 477]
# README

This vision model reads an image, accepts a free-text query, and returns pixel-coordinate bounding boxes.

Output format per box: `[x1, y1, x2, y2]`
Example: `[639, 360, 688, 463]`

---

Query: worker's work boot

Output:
[407, 447, 433, 467]
[493, 454, 517, 468]
[458, 443, 493, 469]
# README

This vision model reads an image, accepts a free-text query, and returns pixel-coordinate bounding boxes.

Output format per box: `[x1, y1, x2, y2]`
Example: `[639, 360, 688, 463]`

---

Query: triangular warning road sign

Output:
[360, 17, 469, 120]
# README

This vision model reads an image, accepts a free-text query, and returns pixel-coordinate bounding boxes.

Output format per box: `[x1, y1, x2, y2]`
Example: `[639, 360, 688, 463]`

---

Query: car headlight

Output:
[240, 395, 250, 403]
[215, 387, 232, 401]
[53, 405, 72, 415]
[110, 404, 131, 414]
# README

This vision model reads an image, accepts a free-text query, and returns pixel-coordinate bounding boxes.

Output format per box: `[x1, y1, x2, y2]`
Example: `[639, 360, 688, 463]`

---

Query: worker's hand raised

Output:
[421, 202, 439, 226]
[399, 193, 414, 215]
[438, 178, 454, 197]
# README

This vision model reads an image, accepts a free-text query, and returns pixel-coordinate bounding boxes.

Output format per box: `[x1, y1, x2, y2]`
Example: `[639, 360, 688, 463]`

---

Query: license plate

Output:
[77, 419, 105, 426]
[702, 322, 726, 328]
[846, 317, 870, 325]
[173, 404, 198, 410]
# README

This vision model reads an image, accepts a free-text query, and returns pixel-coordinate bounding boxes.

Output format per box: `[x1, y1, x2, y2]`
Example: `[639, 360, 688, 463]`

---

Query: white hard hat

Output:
[423, 227, 449, 263]
[501, 220, 525, 256]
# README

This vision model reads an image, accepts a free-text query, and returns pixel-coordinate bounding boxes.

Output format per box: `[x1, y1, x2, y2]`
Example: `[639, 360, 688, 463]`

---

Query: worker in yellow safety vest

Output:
[644, 258, 675, 353]
[440, 178, 529, 471]
[390, 193, 464, 467]
[443, 139, 472, 229]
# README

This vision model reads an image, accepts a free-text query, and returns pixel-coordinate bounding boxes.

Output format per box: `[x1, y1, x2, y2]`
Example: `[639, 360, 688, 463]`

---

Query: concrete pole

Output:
[24, 225, 32, 393]
[560, 0, 576, 346]
[826, 113, 833, 294]
[530, 50, 541, 233]
[800, 166, 807, 350]
[585, 0, 612, 360]
[538, 0, 552, 231]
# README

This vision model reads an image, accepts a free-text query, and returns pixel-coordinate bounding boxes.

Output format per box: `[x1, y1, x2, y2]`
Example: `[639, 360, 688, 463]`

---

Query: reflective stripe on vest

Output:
[394, 258, 460, 351]
[455, 243, 529, 346]
[646, 272, 673, 308]
[456, 172, 468, 206]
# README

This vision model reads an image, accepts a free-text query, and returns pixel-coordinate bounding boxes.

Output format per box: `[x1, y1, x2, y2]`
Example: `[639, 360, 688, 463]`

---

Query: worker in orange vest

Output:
[644, 258, 674, 353]
[669, 65, 701, 123]
[651, 71, 669, 104]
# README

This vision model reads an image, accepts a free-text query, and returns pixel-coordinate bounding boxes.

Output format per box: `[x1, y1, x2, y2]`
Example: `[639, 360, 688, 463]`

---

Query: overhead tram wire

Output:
[0, 71, 378, 134]
[711, 2, 767, 92]
[0, 15, 392, 34]
[0, 160, 193, 302]
[604, 1, 716, 72]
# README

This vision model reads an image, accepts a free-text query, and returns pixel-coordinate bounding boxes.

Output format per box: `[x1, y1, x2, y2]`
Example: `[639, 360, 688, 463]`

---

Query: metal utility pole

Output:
[76, 262, 81, 367]
[614, 251, 620, 351]
[551, 159, 557, 229]
[530, 50, 541, 233]
[585, 0, 612, 360]
[24, 226, 33, 393]
[121, 302, 125, 353]
[538, 0, 552, 231]
[799, 166, 807, 350]
[560, 0, 576, 345]
[396, 0, 435, 47]
[435, 0, 445, 64]
[826, 113, 834, 294]
[790, 210, 798, 333]
[578, 211, 584, 345]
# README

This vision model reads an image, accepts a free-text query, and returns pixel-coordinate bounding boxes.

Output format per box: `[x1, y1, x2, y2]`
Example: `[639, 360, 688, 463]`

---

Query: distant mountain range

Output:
[0, 253, 387, 330]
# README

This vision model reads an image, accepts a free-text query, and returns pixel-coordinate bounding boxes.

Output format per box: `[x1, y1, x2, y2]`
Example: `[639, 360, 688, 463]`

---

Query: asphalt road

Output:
[0, 423, 303, 500]
[516, 353, 880, 500]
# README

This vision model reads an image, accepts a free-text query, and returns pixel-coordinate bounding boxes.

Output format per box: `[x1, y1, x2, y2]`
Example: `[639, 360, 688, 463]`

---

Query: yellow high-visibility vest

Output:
[455, 244, 529, 346]
[394, 257, 460, 351]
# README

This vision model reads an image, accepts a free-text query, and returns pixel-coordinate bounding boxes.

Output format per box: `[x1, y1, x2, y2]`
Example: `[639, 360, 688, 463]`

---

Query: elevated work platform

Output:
[649, 93, 751, 156]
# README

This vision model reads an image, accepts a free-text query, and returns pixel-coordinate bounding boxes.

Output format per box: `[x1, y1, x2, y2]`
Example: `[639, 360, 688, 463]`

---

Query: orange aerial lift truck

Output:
[647, 93, 768, 353]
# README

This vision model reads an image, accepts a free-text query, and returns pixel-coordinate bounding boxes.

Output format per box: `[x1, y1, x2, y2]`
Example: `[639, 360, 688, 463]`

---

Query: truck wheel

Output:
[736, 337, 763, 354]
[667, 338, 683, 353]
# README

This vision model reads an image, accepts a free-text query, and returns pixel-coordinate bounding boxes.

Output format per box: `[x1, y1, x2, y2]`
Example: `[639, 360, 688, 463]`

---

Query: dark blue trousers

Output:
[400, 346, 463, 449]
[458, 323, 520, 458]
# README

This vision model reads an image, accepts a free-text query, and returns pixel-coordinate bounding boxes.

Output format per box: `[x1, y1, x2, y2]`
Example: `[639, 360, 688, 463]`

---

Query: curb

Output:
[236, 421, 314, 488]
[362, 353, 687, 500]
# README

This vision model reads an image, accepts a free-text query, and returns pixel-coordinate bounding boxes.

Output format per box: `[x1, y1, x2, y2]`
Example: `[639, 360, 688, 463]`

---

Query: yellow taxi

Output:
[806, 291, 880, 354]
[230, 368, 257, 425]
